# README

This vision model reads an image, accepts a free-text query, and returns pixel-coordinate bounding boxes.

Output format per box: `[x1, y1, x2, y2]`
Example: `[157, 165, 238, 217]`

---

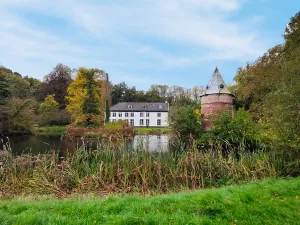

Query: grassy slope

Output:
[0, 178, 299, 225]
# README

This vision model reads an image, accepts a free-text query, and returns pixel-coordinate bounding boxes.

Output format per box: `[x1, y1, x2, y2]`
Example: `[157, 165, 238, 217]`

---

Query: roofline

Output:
[200, 93, 235, 97]
[110, 109, 169, 112]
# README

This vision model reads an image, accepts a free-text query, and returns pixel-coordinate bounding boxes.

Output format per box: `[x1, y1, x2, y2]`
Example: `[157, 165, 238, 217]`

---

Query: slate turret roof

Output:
[201, 67, 232, 96]
[110, 102, 169, 112]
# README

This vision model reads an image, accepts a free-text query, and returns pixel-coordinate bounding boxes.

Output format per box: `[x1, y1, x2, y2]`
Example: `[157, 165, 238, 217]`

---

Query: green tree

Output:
[169, 104, 202, 143]
[0, 66, 35, 134]
[105, 98, 110, 123]
[38, 95, 59, 126]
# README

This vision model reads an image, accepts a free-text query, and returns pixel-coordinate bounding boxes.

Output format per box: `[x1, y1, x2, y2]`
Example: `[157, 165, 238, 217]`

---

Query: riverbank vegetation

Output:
[0, 136, 298, 198]
[0, 177, 299, 224]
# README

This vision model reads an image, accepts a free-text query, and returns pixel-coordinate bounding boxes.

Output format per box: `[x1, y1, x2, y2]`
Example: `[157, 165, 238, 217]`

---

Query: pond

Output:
[0, 134, 175, 156]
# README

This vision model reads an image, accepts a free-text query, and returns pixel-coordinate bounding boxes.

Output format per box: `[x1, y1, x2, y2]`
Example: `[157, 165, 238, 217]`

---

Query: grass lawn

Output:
[0, 178, 299, 224]
[134, 127, 171, 134]
[33, 125, 66, 135]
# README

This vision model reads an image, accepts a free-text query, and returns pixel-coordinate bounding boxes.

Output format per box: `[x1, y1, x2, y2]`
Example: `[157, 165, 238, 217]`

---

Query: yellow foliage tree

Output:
[66, 68, 104, 127]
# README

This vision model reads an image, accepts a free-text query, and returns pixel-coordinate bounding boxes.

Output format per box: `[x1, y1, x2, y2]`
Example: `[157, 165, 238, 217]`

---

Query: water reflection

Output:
[133, 135, 169, 152]
[1, 134, 172, 156]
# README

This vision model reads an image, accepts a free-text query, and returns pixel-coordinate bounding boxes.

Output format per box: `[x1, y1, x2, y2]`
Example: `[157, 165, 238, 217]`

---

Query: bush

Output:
[198, 109, 262, 150]
[169, 104, 203, 142]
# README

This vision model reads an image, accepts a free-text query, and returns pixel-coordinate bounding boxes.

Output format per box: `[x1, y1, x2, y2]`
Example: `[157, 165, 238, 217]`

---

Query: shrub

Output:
[169, 104, 202, 143]
[198, 109, 262, 150]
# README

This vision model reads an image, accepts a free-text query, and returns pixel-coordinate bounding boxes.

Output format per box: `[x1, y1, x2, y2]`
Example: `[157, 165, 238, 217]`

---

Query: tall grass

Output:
[0, 138, 297, 197]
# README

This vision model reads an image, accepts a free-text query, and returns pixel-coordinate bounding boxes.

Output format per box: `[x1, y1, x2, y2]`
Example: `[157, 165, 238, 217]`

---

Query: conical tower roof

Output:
[202, 67, 232, 96]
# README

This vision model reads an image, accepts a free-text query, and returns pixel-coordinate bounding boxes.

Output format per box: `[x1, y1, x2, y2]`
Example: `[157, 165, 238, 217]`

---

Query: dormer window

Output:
[128, 105, 133, 109]
[220, 84, 224, 88]
[159, 105, 163, 109]
[142, 105, 146, 109]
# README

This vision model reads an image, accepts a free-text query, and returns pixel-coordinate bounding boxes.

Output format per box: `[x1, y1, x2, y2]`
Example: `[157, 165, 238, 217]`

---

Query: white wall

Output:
[109, 111, 168, 127]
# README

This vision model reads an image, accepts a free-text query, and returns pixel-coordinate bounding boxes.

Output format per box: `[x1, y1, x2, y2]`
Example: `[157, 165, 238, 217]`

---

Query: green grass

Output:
[135, 127, 171, 134]
[33, 125, 66, 135]
[0, 178, 299, 225]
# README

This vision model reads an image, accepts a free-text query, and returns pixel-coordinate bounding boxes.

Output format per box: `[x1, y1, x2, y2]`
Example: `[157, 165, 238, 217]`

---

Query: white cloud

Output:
[0, 0, 268, 87]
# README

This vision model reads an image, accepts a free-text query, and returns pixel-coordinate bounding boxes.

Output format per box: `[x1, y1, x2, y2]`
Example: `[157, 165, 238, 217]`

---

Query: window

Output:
[130, 119, 134, 126]
[130, 112, 134, 117]
[119, 112, 122, 117]
[112, 112, 116, 117]
[125, 112, 129, 117]
[159, 105, 163, 109]
[128, 105, 133, 109]
[146, 113, 150, 117]
[125, 119, 129, 124]
[113, 119, 117, 122]
[157, 113, 161, 117]
[140, 112, 144, 117]
[140, 119, 144, 126]
[157, 119, 161, 126]
[146, 119, 150, 126]
[142, 105, 146, 109]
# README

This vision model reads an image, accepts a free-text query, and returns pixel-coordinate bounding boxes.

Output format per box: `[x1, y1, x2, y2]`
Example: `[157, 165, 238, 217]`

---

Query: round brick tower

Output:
[200, 67, 234, 130]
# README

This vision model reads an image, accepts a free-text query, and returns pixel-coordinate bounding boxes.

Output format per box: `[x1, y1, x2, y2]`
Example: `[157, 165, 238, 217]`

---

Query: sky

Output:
[0, 0, 299, 90]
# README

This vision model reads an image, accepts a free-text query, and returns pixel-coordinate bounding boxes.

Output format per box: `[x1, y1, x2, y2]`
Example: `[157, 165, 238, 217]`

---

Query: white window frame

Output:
[146, 119, 150, 126]
[146, 112, 150, 117]
[130, 112, 134, 117]
[125, 112, 129, 117]
[130, 119, 134, 126]
[140, 112, 144, 117]
[119, 112, 122, 117]
[112, 112, 116, 117]
[140, 119, 144, 126]
[157, 119, 161, 126]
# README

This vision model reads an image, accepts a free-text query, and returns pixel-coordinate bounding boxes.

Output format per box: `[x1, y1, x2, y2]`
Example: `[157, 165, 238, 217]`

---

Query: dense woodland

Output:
[0, 11, 300, 156]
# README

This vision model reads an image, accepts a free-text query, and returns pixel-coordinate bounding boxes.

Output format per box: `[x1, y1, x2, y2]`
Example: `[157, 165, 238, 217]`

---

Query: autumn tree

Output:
[232, 11, 300, 147]
[40, 64, 73, 109]
[66, 68, 104, 126]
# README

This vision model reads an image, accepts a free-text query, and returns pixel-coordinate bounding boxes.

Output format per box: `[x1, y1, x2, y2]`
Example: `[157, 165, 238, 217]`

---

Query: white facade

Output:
[109, 111, 168, 127]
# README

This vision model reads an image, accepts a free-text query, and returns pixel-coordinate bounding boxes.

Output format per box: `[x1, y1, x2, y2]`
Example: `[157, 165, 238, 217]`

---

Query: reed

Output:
[0, 138, 297, 197]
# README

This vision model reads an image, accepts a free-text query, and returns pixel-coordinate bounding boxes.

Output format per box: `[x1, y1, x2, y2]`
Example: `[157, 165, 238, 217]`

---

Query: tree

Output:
[66, 68, 104, 126]
[23, 76, 42, 99]
[38, 95, 59, 126]
[105, 98, 110, 123]
[169, 104, 202, 143]
[111, 82, 137, 104]
[7, 98, 36, 134]
[40, 64, 73, 109]
[232, 11, 300, 147]
[0, 67, 35, 134]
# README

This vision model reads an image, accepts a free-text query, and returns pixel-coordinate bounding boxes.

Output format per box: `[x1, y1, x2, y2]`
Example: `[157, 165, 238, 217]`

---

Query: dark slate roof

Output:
[201, 67, 232, 96]
[110, 102, 169, 112]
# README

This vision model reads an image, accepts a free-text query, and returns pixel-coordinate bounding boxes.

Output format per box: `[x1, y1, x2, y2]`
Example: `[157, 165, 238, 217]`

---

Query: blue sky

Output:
[0, 0, 299, 90]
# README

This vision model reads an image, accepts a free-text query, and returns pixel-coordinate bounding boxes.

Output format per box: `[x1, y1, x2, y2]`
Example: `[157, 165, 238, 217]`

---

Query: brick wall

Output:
[201, 94, 234, 130]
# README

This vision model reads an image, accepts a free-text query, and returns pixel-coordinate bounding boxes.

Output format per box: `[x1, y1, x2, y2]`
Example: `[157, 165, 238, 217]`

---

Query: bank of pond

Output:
[1, 134, 173, 156]
[0, 132, 298, 198]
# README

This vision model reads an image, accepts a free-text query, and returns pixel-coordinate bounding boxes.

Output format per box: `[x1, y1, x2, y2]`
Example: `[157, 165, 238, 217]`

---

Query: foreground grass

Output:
[0, 178, 299, 225]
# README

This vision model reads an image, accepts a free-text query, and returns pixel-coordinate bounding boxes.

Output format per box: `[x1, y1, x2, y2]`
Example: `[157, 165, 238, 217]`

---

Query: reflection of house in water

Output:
[133, 135, 169, 152]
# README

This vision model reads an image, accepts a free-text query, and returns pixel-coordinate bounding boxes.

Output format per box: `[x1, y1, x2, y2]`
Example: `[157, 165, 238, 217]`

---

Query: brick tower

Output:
[200, 67, 234, 130]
